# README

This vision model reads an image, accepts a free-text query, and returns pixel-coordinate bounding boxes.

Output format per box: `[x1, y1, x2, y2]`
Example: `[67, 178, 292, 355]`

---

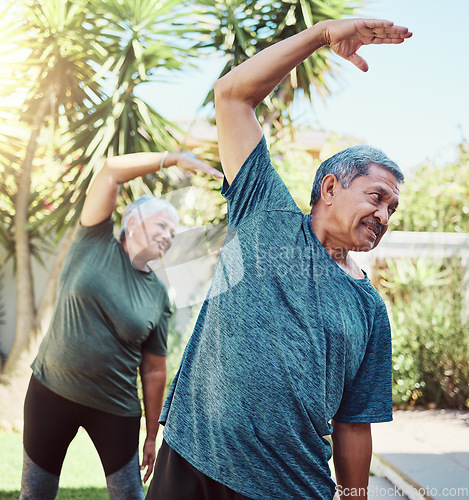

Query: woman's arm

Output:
[139, 351, 167, 483]
[81, 152, 222, 227]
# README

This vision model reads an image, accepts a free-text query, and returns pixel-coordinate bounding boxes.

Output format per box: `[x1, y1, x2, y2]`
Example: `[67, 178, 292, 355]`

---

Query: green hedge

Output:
[377, 258, 469, 409]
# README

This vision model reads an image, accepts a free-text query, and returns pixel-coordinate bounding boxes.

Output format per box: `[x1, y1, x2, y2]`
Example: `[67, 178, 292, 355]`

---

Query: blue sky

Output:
[138, 0, 469, 173]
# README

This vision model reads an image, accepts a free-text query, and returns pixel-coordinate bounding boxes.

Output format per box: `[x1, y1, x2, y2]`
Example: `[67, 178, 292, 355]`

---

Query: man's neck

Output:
[310, 212, 365, 279]
[310, 212, 349, 264]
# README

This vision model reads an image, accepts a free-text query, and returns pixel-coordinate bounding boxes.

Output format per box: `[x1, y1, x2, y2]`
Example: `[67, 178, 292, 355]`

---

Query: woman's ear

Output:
[320, 174, 339, 206]
[126, 216, 139, 237]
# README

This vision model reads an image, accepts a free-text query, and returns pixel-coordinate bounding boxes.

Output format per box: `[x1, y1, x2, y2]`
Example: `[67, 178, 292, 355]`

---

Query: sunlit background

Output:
[137, 0, 469, 173]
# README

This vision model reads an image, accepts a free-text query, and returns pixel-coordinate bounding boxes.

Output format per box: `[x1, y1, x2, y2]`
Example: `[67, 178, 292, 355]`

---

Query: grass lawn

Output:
[0, 429, 161, 499]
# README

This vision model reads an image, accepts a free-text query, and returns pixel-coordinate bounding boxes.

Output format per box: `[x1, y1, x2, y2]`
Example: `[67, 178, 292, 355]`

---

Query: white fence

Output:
[351, 231, 469, 314]
[352, 230, 469, 272]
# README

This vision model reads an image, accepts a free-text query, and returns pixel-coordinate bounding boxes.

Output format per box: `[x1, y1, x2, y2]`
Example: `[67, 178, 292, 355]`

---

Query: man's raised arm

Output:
[214, 18, 411, 185]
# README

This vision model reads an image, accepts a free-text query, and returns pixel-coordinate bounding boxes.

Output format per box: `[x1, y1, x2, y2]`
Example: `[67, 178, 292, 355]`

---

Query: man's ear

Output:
[320, 174, 339, 206]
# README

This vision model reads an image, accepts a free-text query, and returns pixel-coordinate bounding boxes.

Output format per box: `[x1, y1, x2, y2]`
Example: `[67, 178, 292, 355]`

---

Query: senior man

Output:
[146, 17, 412, 500]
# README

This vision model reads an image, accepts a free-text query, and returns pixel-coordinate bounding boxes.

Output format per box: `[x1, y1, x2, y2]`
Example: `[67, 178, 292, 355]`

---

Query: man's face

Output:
[331, 163, 400, 252]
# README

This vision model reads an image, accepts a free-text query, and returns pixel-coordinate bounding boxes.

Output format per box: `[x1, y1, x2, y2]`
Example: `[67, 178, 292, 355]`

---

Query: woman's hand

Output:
[321, 18, 412, 72]
[173, 153, 224, 178]
[141, 436, 156, 483]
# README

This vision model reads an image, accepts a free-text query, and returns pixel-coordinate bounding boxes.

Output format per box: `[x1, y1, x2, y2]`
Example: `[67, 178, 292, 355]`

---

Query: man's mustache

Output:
[363, 219, 383, 237]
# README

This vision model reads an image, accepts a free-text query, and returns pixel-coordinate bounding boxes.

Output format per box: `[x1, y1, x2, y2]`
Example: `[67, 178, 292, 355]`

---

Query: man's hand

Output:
[214, 16, 411, 184]
[140, 436, 157, 483]
[321, 19, 412, 72]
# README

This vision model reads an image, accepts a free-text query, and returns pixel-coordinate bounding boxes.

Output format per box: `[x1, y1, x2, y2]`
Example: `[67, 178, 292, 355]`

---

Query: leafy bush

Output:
[377, 258, 469, 409]
[390, 141, 469, 233]
[164, 307, 200, 394]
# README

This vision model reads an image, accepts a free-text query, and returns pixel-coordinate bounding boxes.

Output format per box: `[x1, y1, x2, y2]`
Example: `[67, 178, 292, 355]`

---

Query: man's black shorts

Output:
[146, 439, 251, 500]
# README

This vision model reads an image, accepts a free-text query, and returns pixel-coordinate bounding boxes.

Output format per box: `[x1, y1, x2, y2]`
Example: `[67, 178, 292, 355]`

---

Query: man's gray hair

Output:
[120, 195, 179, 241]
[310, 145, 404, 206]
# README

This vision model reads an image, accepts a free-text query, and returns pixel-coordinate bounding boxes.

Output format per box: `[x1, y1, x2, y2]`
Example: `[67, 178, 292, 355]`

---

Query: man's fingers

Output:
[363, 19, 395, 29]
[359, 19, 412, 43]
[347, 53, 368, 72]
[362, 19, 410, 33]
[369, 34, 411, 45]
[370, 28, 412, 41]
[374, 37, 408, 44]
[371, 31, 412, 42]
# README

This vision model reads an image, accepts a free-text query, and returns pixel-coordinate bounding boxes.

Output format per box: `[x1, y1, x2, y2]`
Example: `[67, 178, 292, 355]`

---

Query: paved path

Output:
[368, 476, 410, 499]
[371, 409, 469, 500]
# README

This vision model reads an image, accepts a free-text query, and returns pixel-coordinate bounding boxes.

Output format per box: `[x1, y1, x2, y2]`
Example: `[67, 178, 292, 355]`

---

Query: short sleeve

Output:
[74, 217, 115, 244]
[221, 136, 299, 228]
[333, 299, 393, 423]
[141, 293, 172, 356]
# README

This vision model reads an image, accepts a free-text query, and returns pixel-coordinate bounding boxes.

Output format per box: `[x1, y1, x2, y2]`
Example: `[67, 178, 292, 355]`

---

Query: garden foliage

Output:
[390, 142, 469, 234]
[378, 258, 469, 409]
[379, 143, 469, 408]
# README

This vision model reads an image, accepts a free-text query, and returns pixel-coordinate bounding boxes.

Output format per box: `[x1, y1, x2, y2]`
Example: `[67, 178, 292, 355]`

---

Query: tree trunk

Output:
[0, 98, 48, 428]
[0, 224, 76, 426]
[3, 103, 51, 376]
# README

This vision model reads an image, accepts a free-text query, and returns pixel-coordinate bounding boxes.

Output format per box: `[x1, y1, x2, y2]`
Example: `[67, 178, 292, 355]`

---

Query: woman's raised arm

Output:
[81, 152, 222, 227]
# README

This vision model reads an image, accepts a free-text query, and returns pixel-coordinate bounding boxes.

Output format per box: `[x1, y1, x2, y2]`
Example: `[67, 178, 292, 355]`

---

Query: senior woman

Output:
[20, 150, 222, 500]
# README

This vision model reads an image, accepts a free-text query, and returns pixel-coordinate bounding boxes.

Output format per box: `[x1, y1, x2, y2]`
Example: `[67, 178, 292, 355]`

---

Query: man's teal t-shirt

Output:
[32, 217, 171, 417]
[160, 137, 392, 499]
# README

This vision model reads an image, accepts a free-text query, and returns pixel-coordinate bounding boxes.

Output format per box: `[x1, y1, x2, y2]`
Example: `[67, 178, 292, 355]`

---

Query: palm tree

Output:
[193, 0, 359, 142]
[0, 0, 197, 397]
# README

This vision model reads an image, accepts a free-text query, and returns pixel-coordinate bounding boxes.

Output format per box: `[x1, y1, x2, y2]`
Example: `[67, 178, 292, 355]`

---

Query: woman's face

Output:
[126, 211, 177, 268]
[139, 211, 177, 258]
